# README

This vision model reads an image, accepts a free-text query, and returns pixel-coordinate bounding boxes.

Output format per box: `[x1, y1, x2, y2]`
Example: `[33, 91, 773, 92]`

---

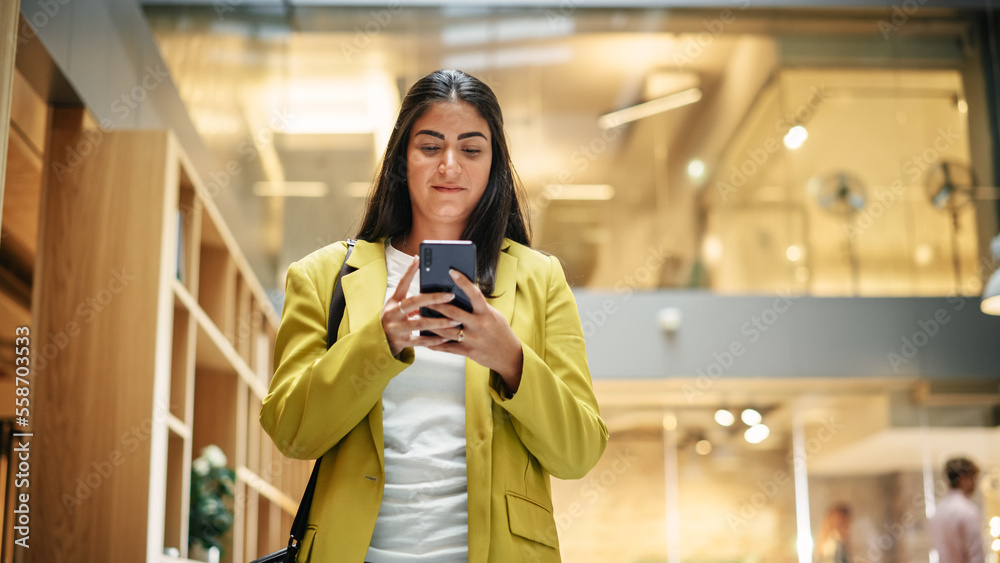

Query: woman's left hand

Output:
[426, 269, 523, 394]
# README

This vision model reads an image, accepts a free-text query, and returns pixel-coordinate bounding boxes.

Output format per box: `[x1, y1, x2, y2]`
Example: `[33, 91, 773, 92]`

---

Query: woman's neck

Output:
[395, 222, 465, 256]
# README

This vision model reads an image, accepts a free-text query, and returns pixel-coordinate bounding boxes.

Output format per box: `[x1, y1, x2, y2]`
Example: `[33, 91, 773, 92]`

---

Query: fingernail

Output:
[449, 269, 459, 279]
[444, 293, 455, 301]
[449, 320, 462, 326]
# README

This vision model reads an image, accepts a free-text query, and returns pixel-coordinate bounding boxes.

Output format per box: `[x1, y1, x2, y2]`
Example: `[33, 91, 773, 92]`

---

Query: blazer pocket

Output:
[505, 492, 559, 549]
[295, 525, 318, 563]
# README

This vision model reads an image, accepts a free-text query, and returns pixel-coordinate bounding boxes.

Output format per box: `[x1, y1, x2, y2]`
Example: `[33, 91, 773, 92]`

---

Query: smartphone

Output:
[419, 240, 476, 336]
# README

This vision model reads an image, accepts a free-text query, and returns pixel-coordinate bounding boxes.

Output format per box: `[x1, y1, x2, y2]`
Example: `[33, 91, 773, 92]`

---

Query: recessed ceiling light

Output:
[598, 87, 702, 130]
[784, 125, 808, 149]
[744, 424, 770, 444]
[741, 408, 762, 426]
[663, 413, 678, 431]
[714, 409, 735, 427]
[688, 159, 706, 179]
[786, 245, 802, 262]
[702, 235, 723, 264]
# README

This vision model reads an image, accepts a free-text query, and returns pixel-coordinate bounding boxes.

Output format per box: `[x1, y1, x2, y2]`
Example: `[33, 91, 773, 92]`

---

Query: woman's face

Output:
[406, 101, 492, 232]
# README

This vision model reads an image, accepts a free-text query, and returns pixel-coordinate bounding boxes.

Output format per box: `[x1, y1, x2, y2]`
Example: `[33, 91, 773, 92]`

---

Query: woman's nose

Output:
[438, 150, 458, 176]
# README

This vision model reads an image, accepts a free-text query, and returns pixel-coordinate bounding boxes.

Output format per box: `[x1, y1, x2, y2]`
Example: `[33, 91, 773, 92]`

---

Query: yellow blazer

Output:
[260, 238, 608, 562]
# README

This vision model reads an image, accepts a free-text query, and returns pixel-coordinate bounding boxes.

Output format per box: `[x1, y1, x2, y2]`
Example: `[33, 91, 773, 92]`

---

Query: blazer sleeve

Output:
[260, 249, 412, 460]
[490, 254, 608, 479]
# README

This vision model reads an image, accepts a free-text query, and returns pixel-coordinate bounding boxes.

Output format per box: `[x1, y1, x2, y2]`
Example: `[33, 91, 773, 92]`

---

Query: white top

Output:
[930, 489, 985, 563]
[365, 242, 469, 562]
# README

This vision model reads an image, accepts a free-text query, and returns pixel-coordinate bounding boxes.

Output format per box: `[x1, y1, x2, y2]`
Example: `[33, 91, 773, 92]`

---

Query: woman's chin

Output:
[428, 209, 472, 224]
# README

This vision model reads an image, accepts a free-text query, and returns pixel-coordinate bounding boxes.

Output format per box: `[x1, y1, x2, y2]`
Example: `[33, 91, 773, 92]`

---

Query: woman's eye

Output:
[463, 148, 482, 155]
[420, 146, 440, 153]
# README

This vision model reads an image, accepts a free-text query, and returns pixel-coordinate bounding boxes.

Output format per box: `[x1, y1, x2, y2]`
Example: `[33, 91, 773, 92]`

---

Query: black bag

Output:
[251, 240, 357, 563]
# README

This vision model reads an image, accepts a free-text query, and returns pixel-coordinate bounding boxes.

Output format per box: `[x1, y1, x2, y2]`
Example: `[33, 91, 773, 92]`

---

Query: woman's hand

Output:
[381, 256, 462, 357]
[425, 269, 524, 394]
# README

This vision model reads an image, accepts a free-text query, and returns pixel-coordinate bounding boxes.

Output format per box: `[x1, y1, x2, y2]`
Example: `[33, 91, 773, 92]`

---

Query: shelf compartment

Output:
[164, 429, 190, 560]
[255, 496, 284, 559]
[241, 487, 261, 561]
[237, 466, 298, 514]
[170, 305, 194, 423]
[166, 413, 191, 440]
[174, 279, 269, 400]
[258, 425, 274, 494]
[253, 318, 273, 390]
[280, 451, 307, 509]
[191, 368, 237, 562]
[232, 380, 250, 561]
[235, 275, 252, 363]
[198, 243, 236, 343]
[194, 316, 269, 399]
[231, 478, 247, 563]
[255, 439, 309, 507]
[245, 393, 261, 477]
[192, 367, 238, 465]
[248, 296, 260, 372]
[175, 168, 202, 296]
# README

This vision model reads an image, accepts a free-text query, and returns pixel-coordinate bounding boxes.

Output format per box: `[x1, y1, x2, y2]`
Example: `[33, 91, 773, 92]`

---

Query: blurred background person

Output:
[930, 457, 985, 563]
[816, 503, 851, 563]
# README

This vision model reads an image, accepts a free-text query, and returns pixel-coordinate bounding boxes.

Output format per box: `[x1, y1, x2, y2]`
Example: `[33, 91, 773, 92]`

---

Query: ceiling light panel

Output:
[442, 17, 575, 47]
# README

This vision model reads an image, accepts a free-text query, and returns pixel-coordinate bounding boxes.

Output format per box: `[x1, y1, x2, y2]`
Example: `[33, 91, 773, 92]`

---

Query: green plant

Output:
[189, 445, 235, 556]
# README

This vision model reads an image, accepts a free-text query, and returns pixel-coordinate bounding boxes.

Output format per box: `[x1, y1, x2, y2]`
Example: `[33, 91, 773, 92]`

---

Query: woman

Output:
[816, 504, 851, 563]
[261, 69, 608, 562]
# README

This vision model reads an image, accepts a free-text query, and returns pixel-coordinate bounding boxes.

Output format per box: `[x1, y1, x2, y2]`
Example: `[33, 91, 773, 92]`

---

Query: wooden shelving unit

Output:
[32, 129, 308, 562]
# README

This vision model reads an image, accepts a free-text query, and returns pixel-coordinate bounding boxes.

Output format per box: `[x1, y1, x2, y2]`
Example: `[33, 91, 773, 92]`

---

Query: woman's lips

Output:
[432, 185, 464, 193]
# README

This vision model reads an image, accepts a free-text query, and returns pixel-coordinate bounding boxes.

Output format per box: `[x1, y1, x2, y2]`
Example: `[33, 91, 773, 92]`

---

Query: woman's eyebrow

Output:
[414, 129, 487, 141]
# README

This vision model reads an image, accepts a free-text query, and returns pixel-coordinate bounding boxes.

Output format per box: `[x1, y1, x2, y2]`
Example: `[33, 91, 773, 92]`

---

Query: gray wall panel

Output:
[575, 290, 1000, 379]
[18, 0, 73, 64]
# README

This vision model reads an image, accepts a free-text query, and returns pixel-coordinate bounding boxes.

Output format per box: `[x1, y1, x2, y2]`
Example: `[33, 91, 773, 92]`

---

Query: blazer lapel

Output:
[488, 240, 517, 325]
[340, 239, 390, 469]
[341, 239, 388, 333]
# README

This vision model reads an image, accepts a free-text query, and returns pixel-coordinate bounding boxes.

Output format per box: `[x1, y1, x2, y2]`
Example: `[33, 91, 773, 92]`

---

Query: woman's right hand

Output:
[381, 255, 461, 357]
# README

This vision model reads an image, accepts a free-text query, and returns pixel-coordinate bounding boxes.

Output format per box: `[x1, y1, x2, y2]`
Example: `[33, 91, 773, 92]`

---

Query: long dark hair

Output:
[356, 69, 531, 295]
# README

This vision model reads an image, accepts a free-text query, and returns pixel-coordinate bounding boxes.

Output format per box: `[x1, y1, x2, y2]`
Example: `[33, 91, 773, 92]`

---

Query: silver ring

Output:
[398, 301, 406, 316]
[457, 329, 465, 343]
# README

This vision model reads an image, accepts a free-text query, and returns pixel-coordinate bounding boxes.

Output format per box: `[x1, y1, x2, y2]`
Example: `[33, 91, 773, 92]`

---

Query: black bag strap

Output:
[285, 239, 357, 559]
[327, 239, 357, 350]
